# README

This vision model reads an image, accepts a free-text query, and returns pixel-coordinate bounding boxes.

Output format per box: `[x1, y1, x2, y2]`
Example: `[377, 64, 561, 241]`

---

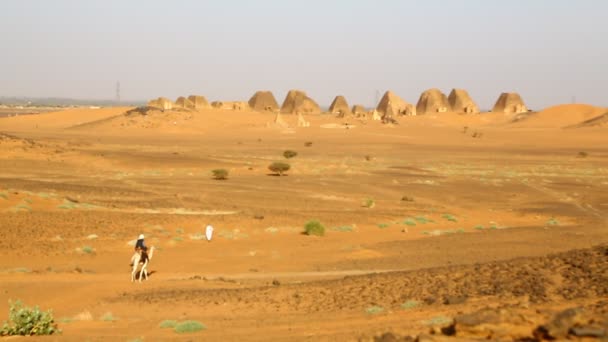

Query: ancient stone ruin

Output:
[147, 97, 174, 110]
[248, 91, 279, 112]
[351, 105, 367, 117]
[492, 92, 528, 113]
[280, 90, 321, 115]
[376, 91, 416, 120]
[175, 96, 195, 110]
[187, 95, 210, 110]
[329, 95, 352, 117]
[448, 89, 479, 114]
[416, 88, 450, 114]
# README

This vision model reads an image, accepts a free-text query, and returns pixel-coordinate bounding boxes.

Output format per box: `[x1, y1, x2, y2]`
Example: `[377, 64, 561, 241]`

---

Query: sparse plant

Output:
[268, 162, 290, 176]
[377, 223, 390, 229]
[362, 198, 375, 208]
[403, 219, 416, 226]
[304, 141, 313, 147]
[577, 151, 588, 158]
[442, 214, 457, 222]
[364, 155, 372, 161]
[546, 217, 560, 226]
[401, 195, 414, 202]
[401, 300, 422, 310]
[100, 312, 116, 321]
[211, 169, 229, 180]
[1, 300, 59, 336]
[304, 220, 325, 236]
[174, 320, 206, 333]
[159, 320, 178, 329]
[82, 246, 94, 254]
[365, 306, 385, 315]
[283, 150, 298, 159]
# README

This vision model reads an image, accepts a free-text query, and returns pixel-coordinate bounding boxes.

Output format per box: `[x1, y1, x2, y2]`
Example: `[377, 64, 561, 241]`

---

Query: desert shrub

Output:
[268, 162, 290, 176]
[304, 141, 313, 147]
[211, 169, 229, 180]
[0, 300, 59, 336]
[442, 214, 457, 222]
[362, 198, 375, 208]
[401, 300, 422, 310]
[174, 320, 206, 333]
[401, 196, 414, 202]
[304, 220, 325, 236]
[100, 312, 116, 321]
[365, 306, 384, 315]
[577, 151, 588, 158]
[82, 246, 94, 254]
[283, 150, 298, 159]
[159, 320, 178, 329]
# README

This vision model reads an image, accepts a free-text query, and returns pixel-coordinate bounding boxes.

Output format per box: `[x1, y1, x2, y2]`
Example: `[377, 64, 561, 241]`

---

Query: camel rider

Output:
[135, 234, 147, 252]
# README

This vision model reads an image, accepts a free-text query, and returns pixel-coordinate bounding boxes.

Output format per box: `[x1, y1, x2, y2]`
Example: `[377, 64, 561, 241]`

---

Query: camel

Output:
[130, 246, 154, 282]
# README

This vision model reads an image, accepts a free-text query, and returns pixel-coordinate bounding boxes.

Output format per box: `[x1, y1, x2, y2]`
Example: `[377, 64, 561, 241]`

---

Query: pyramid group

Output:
[146, 88, 529, 120]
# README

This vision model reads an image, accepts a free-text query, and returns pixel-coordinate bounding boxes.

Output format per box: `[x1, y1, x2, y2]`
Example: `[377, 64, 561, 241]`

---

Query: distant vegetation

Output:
[304, 220, 325, 236]
[283, 150, 298, 159]
[212, 169, 229, 180]
[268, 162, 290, 176]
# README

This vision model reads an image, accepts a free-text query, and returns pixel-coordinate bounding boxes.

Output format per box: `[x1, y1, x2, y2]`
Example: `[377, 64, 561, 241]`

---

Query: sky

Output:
[1, 0, 606, 109]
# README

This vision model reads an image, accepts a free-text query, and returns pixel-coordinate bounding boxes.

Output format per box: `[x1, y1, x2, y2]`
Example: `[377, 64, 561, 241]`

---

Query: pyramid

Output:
[329, 95, 352, 117]
[280, 90, 321, 115]
[248, 91, 279, 112]
[175, 96, 195, 110]
[492, 92, 528, 113]
[147, 97, 173, 110]
[351, 105, 367, 116]
[416, 89, 450, 114]
[376, 91, 416, 118]
[188, 95, 209, 110]
[448, 89, 479, 114]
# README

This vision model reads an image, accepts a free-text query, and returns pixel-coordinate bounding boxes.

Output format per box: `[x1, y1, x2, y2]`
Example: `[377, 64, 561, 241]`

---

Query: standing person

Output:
[205, 225, 214, 242]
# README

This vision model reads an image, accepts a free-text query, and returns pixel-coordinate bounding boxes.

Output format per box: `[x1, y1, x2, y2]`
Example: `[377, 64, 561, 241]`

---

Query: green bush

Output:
[268, 162, 290, 176]
[174, 320, 206, 333]
[1, 300, 59, 336]
[212, 169, 229, 180]
[159, 320, 178, 329]
[362, 198, 375, 208]
[304, 220, 325, 236]
[283, 150, 298, 159]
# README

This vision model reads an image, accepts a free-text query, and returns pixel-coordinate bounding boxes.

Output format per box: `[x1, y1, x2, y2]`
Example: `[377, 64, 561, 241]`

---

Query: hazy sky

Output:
[1, 0, 606, 109]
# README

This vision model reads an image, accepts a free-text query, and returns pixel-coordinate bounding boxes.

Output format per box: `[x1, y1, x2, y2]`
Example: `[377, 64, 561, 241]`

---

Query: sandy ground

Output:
[0, 105, 607, 341]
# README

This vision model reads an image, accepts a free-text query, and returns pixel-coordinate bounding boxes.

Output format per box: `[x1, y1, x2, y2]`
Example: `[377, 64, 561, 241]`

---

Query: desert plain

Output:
[0, 101, 607, 341]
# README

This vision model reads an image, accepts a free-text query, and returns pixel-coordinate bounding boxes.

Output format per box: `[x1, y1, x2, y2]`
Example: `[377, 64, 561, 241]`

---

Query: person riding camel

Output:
[135, 234, 147, 253]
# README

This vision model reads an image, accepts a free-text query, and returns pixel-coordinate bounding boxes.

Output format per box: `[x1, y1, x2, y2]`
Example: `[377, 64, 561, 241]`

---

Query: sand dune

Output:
[0, 107, 132, 131]
[512, 104, 608, 128]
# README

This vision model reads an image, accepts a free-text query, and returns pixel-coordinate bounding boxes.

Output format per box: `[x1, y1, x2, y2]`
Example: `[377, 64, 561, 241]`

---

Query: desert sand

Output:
[0, 102, 607, 341]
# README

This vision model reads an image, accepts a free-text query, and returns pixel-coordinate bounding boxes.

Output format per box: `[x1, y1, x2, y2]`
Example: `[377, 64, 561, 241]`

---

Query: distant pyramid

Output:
[248, 91, 279, 112]
[416, 89, 450, 114]
[329, 95, 352, 117]
[280, 90, 321, 115]
[187, 95, 210, 110]
[147, 97, 173, 110]
[351, 104, 367, 117]
[447, 89, 479, 114]
[376, 91, 416, 119]
[492, 92, 528, 113]
[175, 96, 195, 110]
